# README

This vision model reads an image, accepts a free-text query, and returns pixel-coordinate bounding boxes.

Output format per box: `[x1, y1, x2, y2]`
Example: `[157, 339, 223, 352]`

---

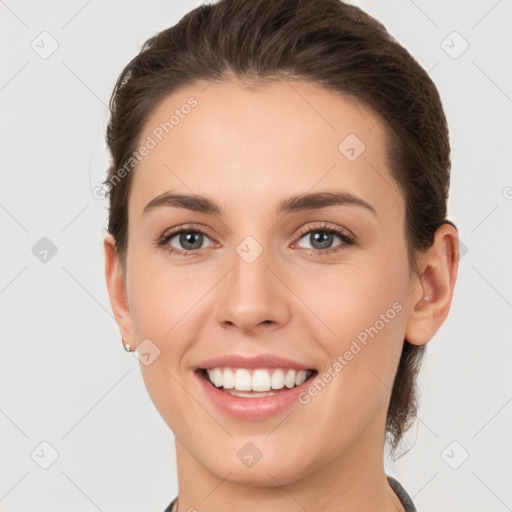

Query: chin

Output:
[197, 440, 322, 488]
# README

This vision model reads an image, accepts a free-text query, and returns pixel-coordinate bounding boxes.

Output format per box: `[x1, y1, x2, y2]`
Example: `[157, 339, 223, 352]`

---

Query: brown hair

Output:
[103, 0, 452, 457]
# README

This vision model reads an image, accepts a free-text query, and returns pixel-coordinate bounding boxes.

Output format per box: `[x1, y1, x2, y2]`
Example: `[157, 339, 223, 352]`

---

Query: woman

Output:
[102, 0, 459, 510]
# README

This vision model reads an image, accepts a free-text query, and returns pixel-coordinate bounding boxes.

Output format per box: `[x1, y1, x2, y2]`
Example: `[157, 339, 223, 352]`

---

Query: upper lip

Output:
[196, 354, 315, 371]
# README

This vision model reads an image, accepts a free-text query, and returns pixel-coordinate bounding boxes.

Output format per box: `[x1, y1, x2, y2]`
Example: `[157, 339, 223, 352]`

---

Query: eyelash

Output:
[155, 222, 356, 257]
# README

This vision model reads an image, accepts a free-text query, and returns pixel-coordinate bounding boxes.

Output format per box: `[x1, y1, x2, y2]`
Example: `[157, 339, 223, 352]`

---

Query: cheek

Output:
[126, 248, 208, 344]
[312, 251, 409, 391]
[290, 263, 408, 453]
[125, 264, 202, 437]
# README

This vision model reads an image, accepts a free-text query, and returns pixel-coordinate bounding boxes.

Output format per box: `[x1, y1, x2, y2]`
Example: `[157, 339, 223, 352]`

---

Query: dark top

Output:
[162, 475, 417, 511]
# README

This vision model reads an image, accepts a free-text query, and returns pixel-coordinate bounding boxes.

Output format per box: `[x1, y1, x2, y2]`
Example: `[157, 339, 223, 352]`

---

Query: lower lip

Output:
[196, 370, 315, 420]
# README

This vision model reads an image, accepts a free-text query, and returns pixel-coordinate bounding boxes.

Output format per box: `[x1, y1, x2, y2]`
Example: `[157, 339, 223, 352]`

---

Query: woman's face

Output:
[114, 79, 423, 484]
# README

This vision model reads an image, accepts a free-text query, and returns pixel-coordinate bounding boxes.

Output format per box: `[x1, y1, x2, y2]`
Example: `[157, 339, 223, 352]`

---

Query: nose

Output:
[215, 243, 291, 335]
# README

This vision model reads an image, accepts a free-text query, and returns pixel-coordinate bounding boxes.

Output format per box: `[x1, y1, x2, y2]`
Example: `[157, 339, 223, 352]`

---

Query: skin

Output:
[104, 78, 459, 512]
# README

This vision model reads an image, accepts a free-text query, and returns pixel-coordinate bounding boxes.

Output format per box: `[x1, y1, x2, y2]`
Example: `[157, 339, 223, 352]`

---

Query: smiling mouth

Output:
[197, 367, 317, 397]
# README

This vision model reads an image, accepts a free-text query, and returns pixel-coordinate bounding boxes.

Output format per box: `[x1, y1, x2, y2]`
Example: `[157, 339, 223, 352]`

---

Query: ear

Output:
[104, 233, 134, 345]
[405, 222, 460, 346]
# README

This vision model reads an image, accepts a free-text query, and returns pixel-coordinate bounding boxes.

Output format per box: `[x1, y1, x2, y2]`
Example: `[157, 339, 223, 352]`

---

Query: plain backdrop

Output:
[1, 0, 511, 511]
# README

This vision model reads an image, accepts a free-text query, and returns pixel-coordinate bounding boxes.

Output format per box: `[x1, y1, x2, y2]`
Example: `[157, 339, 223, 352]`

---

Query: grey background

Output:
[1, 0, 511, 510]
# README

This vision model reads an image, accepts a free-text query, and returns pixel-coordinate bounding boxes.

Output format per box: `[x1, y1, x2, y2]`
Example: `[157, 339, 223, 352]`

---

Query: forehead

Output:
[128, 78, 402, 222]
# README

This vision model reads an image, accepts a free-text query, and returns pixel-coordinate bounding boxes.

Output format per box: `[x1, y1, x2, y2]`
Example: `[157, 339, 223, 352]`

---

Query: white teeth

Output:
[271, 369, 285, 389]
[222, 368, 235, 389]
[285, 369, 296, 388]
[252, 369, 271, 392]
[234, 368, 252, 391]
[295, 370, 307, 386]
[213, 368, 223, 387]
[205, 367, 311, 392]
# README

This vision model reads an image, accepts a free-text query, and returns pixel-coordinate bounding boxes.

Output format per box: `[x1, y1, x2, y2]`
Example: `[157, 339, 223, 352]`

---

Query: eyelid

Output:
[157, 221, 356, 256]
[159, 221, 353, 242]
[155, 223, 216, 256]
[294, 221, 355, 240]
[159, 223, 216, 241]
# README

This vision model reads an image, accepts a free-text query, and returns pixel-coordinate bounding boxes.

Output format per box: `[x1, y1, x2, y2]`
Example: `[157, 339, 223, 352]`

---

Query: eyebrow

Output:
[142, 191, 377, 218]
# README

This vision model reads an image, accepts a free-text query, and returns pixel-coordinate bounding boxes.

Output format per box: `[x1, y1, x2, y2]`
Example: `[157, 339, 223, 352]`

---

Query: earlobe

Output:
[405, 223, 460, 346]
[103, 233, 134, 344]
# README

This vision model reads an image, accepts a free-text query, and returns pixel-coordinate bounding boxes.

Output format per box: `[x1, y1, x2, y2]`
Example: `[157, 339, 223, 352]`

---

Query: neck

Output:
[172, 414, 404, 512]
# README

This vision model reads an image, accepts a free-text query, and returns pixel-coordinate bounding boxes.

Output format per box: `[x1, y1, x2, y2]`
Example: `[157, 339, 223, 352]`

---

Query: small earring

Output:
[424, 296, 431, 302]
[122, 337, 133, 352]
